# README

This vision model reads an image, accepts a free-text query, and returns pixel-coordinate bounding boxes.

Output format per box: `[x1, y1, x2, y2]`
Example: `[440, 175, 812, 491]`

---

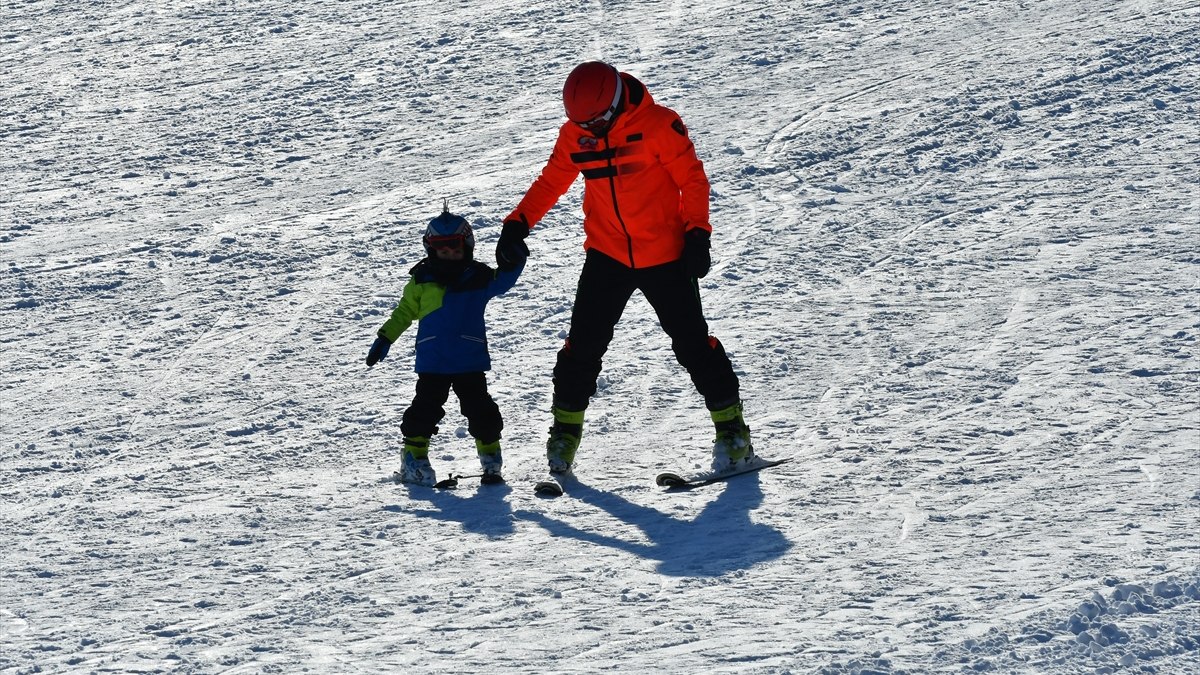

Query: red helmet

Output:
[563, 61, 624, 135]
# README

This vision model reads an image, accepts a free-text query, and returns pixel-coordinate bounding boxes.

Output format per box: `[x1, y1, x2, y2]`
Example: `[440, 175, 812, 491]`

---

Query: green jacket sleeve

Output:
[378, 277, 422, 343]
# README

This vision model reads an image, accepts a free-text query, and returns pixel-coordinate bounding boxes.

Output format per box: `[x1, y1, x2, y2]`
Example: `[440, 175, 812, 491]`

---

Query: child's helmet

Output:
[423, 201, 474, 258]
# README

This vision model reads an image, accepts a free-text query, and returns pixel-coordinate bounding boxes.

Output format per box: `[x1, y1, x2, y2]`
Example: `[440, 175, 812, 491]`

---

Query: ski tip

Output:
[655, 472, 687, 488]
[534, 480, 564, 497]
[752, 456, 791, 469]
[758, 451, 787, 468]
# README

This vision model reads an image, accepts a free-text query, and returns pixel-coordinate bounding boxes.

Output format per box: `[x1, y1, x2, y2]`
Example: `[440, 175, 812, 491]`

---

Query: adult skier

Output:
[494, 60, 753, 476]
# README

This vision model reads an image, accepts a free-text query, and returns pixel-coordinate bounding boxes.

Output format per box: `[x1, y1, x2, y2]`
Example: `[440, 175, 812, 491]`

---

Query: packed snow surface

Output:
[2, 0, 1198, 673]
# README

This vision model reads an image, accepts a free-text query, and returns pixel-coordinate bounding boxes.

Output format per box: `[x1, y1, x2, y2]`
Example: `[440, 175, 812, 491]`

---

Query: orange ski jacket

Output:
[505, 73, 711, 269]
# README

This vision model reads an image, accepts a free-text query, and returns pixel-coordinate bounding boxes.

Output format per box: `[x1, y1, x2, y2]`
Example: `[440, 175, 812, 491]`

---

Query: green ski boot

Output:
[546, 407, 584, 474]
[710, 402, 754, 473]
[400, 436, 437, 486]
[476, 438, 505, 485]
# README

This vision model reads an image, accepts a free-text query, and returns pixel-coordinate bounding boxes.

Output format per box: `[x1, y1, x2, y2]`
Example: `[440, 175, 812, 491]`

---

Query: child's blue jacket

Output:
[378, 258, 523, 374]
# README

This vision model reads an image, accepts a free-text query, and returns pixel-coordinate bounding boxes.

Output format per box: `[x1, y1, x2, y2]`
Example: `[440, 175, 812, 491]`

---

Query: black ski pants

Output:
[401, 372, 502, 443]
[553, 249, 740, 412]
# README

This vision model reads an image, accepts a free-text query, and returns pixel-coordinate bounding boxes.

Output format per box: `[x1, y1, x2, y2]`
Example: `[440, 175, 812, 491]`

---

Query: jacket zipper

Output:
[603, 135, 636, 268]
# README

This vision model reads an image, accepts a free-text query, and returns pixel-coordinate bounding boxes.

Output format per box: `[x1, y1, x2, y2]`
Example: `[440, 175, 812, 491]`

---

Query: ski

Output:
[435, 472, 506, 489]
[655, 457, 790, 491]
[533, 479, 563, 497]
[534, 472, 572, 497]
[388, 471, 505, 489]
[390, 470, 436, 488]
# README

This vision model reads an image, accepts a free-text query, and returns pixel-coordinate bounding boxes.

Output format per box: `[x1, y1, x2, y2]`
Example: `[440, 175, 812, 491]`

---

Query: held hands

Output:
[366, 335, 392, 367]
[495, 216, 530, 270]
[682, 228, 711, 279]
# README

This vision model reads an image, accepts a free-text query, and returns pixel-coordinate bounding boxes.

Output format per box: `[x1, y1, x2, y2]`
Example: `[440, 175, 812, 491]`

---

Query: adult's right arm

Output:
[504, 128, 580, 229]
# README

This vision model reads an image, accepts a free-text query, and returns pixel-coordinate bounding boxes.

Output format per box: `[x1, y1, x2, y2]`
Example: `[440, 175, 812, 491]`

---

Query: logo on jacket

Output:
[578, 136, 599, 150]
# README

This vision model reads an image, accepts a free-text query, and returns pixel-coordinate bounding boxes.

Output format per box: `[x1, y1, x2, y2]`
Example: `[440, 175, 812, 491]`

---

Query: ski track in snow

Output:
[2, 0, 1198, 673]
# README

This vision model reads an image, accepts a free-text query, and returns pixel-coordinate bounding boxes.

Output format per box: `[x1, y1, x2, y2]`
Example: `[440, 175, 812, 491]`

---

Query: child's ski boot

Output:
[399, 436, 437, 486]
[476, 439, 505, 485]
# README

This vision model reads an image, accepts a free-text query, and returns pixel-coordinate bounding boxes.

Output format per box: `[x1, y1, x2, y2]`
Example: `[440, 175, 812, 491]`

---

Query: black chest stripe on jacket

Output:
[571, 149, 616, 163]
[580, 155, 649, 179]
[573, 142, 645, 180]
[570, 144, 641, 164]
[582, 166, 618, 180]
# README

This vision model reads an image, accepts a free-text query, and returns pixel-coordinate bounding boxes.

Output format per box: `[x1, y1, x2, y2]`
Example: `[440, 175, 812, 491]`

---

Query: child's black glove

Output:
[682, 228, 711, 279]
[366, 335, 392, 367]
[496, 217, 530, 270]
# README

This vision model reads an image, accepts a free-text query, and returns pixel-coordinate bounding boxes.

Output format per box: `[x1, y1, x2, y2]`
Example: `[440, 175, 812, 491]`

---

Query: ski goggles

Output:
[426, 234, 466, 251]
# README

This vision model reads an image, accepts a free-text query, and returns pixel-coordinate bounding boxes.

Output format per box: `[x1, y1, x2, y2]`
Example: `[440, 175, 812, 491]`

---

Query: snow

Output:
[2, 0, 1198, 672]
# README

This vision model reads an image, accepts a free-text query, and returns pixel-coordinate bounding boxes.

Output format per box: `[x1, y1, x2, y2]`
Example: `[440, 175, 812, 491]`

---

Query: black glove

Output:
[366, 335, 392, 367]
[496, 216, 530, 270]
[682, 228, 711, 278]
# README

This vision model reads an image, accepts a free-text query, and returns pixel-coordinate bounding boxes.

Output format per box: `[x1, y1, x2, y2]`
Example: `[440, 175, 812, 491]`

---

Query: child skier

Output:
[366, 204, 527, 486]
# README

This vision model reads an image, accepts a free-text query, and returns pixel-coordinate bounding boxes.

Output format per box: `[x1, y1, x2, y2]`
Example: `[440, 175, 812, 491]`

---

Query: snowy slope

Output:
[2, 0, 1198, 673]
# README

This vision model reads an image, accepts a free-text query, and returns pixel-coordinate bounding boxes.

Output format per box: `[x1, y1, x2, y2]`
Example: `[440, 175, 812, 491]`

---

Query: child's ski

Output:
[435, 472, 506, 489]
[386, 471, 505, 489]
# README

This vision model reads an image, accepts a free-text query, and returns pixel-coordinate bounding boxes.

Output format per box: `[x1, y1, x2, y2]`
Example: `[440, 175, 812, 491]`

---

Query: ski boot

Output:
[399, 436, 437, 486]
[546, 406, 584, 474]
[476, 438, 505, 485]
[710, 401, 754, 473]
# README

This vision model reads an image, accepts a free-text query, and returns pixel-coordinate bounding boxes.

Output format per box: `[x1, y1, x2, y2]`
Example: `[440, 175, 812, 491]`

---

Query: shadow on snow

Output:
[516, 473, 792, 577]
[384, 481, 517, 538]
